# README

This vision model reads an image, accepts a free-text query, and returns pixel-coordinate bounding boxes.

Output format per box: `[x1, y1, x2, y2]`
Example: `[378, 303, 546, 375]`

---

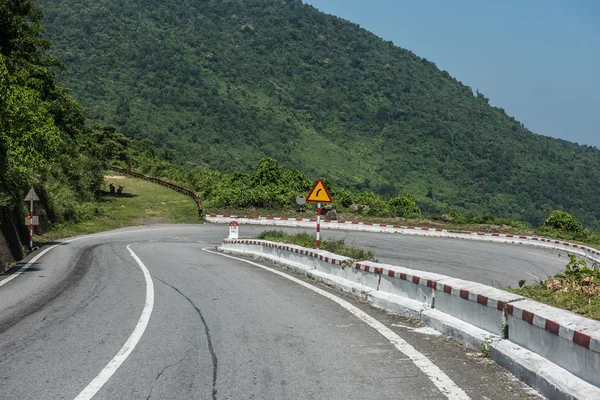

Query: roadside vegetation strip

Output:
[507, 256, 600, 321]
[254, 230, 376, 261]
[39, 175, 199, 243]
[508, 284, 600, 322]
[109, 166, 203, 216]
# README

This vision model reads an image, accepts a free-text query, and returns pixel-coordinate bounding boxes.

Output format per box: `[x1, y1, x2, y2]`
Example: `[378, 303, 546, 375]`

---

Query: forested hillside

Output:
[0, 0, 129, 235]
[36, 0, 600, 229]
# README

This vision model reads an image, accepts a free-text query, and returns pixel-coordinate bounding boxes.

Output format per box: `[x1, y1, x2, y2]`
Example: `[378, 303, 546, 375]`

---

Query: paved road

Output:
[0, 225, 546, 399]
[232, 224, 567, 287]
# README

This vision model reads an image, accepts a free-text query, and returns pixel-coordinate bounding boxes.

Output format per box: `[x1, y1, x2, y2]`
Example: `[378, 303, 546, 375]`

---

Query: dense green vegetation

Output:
[128, 153, 441, 221]
[35, 0, 600, 230]
[508, 255, 600, 320]
[0, 0, 154, 236]
[0, 0, 111, 226]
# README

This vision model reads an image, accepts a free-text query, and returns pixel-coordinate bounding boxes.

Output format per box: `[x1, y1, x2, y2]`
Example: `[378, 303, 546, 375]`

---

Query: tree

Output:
[0, 55, 60, 207]
[389, 194, 421, 218]
[0, 0, 60, 93]
[542, 210, 584, 234]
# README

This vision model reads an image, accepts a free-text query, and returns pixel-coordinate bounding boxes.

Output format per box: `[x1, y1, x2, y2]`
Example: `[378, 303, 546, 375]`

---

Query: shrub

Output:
[542, 210, 584, 234]
[332, 188, 353, 209]
[449, 209, 466, 224]
[352, 191, 389, 216]
[74, 202, 107, 222]
[388, 194, 421, 217]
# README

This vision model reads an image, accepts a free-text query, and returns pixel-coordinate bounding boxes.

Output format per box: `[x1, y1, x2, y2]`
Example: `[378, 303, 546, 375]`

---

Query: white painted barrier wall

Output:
[219, 239, 600, 399]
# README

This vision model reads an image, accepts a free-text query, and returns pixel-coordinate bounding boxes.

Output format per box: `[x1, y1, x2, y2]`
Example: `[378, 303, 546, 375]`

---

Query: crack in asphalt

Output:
[145, 358, 185, 400]
[108, 245, 141, 271]
[108, 243, 219, 399]
[155, 277, 219, 400]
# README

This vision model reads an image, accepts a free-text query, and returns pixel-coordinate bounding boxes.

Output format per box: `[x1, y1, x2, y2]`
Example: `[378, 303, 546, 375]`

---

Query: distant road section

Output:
[210, 223, 568, 287]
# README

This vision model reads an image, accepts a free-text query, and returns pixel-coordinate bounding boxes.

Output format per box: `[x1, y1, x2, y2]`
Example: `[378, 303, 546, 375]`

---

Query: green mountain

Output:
[37, 0, 600, 228]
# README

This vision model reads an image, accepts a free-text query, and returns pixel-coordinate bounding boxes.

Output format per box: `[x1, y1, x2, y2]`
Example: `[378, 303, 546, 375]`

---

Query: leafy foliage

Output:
[542, 210, 584, 234]
[509, 255, 600, 320]
[447, 209, 526, 228]
[132, 153, 423, 218]
[0, 0, 131, 228]
[553, 256, 599, 284]
[389, 194, 421, 218]
[0, 54, 59, 206]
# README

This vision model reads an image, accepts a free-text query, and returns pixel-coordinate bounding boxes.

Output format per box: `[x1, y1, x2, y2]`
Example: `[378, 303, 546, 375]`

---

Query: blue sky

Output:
[304, 0, 600, 148]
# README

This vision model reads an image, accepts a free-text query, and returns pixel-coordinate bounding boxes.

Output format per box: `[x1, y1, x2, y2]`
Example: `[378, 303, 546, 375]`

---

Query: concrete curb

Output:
[219, 239, 600, 400]
[208, 214, 600, 265]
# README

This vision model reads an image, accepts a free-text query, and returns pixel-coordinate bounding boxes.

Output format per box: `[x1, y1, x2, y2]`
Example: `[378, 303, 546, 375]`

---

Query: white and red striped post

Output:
[316, 202, 321, 249]
[29, 196, 34, 250]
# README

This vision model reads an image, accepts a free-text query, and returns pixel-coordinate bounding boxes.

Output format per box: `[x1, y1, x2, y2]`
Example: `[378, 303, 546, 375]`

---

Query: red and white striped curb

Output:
[222, 239, 346, 266]
[339, 259, 600, 353]
[224, 239, 600, 355]
[356, 262, 512, 313]
[209, 214, 600, 263]
[507, 301, 600, 353]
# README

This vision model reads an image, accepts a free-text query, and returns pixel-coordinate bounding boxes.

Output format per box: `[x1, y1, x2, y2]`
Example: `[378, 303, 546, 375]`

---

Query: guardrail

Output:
[109, 166, 203, 217]
[220, 239, 600, 400]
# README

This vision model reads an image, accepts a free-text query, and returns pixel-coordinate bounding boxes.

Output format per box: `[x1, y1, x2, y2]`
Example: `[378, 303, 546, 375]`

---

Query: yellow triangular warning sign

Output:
[306, 179, 332, 203]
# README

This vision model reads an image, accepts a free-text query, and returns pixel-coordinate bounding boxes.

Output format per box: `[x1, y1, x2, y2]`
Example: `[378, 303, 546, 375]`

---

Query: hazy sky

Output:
[304, 0, 600, 148]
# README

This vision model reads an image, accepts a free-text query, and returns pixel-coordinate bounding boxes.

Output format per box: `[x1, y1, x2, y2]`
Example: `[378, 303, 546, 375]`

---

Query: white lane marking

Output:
[73, 244, 155, 400]
[0, 244, 60, 288]
[203, 249, 470, 400]
[0, 226, 192, 287]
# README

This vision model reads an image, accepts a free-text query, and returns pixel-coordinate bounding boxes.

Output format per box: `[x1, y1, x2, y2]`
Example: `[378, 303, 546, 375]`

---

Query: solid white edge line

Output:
[203, 248, 470, 400]
[0, 244, 60, 287]
[0, 226, 192, 287]
[73, 244, 155, 400]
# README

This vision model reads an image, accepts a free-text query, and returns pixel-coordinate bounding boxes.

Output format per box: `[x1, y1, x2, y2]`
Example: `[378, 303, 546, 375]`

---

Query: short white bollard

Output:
[228, 221, 239, 239]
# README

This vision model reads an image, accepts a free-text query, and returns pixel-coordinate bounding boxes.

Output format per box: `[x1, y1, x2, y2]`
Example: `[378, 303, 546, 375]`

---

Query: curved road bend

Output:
[0, 225, 545, 399]
[221, 224, 567, 287]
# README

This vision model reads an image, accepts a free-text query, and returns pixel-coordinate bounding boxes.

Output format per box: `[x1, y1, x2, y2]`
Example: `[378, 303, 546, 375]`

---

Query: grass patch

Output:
[507, 256, 600, 321]
[506, 285, 600, 321]
[39, 174, 200, 242]
[254, 230, 377, 261]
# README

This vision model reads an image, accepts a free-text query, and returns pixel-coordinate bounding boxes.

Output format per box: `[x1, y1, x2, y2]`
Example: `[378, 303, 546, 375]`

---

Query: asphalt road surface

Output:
[0, 224, 550, 399]
[233, 224, 568, 287]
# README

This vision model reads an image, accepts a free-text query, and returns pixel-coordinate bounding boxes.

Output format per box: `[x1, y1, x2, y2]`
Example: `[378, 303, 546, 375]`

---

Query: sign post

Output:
[229, 221, 239, 239]
[24, 188, 40, 250]
[305, 180, 332, 249]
